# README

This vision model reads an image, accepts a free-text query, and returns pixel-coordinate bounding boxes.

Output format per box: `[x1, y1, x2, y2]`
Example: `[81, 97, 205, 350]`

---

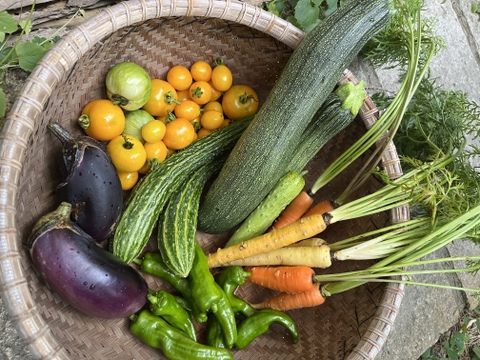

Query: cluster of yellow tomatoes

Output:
[77, 58, 259, 191]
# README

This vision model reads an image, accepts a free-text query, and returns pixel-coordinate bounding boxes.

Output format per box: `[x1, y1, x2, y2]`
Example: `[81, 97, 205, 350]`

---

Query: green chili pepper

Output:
[235, 309, 299, 349]
[217, 266, 256, 318]
[148, 291, 197, 341]
[211, 282, 237, 349]
[134, 252, 207, 323]
[130, 310, 233, 360]
[189, 242, 223, 313]
[206, 316, 227, 349]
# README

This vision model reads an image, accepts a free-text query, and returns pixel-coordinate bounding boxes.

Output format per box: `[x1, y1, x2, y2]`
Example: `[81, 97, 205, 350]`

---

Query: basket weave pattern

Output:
[0, 1, 406, 359]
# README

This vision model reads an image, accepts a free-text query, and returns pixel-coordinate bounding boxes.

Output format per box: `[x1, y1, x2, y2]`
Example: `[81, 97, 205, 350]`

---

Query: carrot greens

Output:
[309, 0, 443, 198]
[319, 200, 480, 297]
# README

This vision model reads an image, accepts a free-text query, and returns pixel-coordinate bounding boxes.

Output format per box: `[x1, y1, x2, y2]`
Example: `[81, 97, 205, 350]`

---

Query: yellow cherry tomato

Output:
[107, 134, 147, 172]
[201, 110, 224, 130]
[166, 65, 193, 91]
[78, 99, 125, 141]
[174, 100, 201, 121]
[142, 79, 180, 117]
[142, 120, 166, 143]
[208, 80, 222, 102]
[211, 64, 233, 92]
[190, 60, 212, 82]
[197, 127, 213, 139]
[117, 171, 139, 191]
[203, 101, 223, 113]
[189, 81, 212, 105]
[222, 84, 259, 120]
[144, 140, 168, 163]
[176, 89, 190, 102]
[163, 118, 196, 150]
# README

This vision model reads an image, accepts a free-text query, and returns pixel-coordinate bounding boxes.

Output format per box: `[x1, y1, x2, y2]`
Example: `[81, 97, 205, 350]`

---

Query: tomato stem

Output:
[190, 87, 204, 99]
[111, 94, 130, 107]
[213, 57, 225, 67]
[165, 91, 181, 105]
[122, 135, 135, 150]
[165, 110, 176, 124]
[77, 114, 91, 129]
[239, 92, 256, 105]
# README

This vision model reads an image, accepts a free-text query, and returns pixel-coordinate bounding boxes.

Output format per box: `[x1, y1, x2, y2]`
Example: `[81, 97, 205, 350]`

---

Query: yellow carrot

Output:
[289, 237, 327, 247]
[207, 214, 327, 268]
[221, 245, 332, 268]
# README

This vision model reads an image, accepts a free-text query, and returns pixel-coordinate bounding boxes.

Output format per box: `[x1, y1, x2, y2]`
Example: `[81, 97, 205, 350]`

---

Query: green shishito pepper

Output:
[130, 310, 233, 360]
[217, 266, 256, 318]
[206, 316, 227, 349]
[189, 242, 237, 348]
[189, 242, 222, 312]
[134, 252, 208, 323]
[211, 282, 237, 348]
[235, 309, 299, 349]
[148, 290, 197, 341]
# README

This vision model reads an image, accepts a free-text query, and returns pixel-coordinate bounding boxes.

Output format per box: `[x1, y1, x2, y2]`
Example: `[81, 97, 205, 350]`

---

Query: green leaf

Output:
[0, 86, 6, 118]
[0, 46, 16, 66]
[19, 19, 32, 35]
[324, 0, 339, 16]
[0, 11, 18, 34]
[472, 345, 480, 358]
[266, 0, 286, 16]
[15, 41, 47, 71]
[294, 0, 321, 30]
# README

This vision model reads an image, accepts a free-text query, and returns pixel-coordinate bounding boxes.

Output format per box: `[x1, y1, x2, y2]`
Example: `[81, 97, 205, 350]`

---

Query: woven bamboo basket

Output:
[0, 0, 409, 359]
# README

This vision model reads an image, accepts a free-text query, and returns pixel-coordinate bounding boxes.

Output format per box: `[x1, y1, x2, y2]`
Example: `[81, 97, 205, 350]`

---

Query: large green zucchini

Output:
[198, 0, 389, 234]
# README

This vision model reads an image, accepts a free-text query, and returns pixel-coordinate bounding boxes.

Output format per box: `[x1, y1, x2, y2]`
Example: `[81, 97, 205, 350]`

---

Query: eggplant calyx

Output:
[78, 114, 91, 130]
[26, 202, 73, 249]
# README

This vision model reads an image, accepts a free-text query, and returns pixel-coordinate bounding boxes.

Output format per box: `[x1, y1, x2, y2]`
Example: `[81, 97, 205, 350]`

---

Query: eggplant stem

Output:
[48, 122, 74, 144]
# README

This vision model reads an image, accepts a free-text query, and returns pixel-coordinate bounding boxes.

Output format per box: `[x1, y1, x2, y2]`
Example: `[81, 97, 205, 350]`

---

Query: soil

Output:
[1, 68, 29, 128]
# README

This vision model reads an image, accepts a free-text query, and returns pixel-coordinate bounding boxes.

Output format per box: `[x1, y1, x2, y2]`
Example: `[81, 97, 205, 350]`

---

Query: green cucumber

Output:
[224, 170, 305, 248]
[198, 0, 389, 234]
[157, 160, 222, 277]
[112, 117, 252, 264]
[288, 81, 366, 173]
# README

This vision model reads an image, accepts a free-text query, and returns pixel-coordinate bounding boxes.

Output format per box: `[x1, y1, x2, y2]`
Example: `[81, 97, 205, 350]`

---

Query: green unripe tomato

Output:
[106, 62, 152, 111]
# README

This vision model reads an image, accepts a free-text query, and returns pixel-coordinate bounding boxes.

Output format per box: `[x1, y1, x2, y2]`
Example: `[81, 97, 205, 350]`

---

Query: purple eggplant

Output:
[48, 122, 123, 242]
[26, 202, 148, 319]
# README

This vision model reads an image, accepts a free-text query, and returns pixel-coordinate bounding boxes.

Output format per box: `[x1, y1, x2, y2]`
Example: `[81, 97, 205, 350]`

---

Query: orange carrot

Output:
[251, 282, 326, 311]
[271, 191, 314, 230]
[207, 213, 327, 268]
[303, 199, 335, 217]
[245, 266, 316, 293]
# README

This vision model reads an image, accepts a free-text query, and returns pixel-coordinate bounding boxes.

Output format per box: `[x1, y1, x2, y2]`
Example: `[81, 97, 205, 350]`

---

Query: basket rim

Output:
[0, 1, 406, 359]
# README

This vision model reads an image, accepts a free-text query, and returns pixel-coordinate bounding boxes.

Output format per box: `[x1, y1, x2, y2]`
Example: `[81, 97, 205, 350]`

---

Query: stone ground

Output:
[1, 1, 480, 359]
